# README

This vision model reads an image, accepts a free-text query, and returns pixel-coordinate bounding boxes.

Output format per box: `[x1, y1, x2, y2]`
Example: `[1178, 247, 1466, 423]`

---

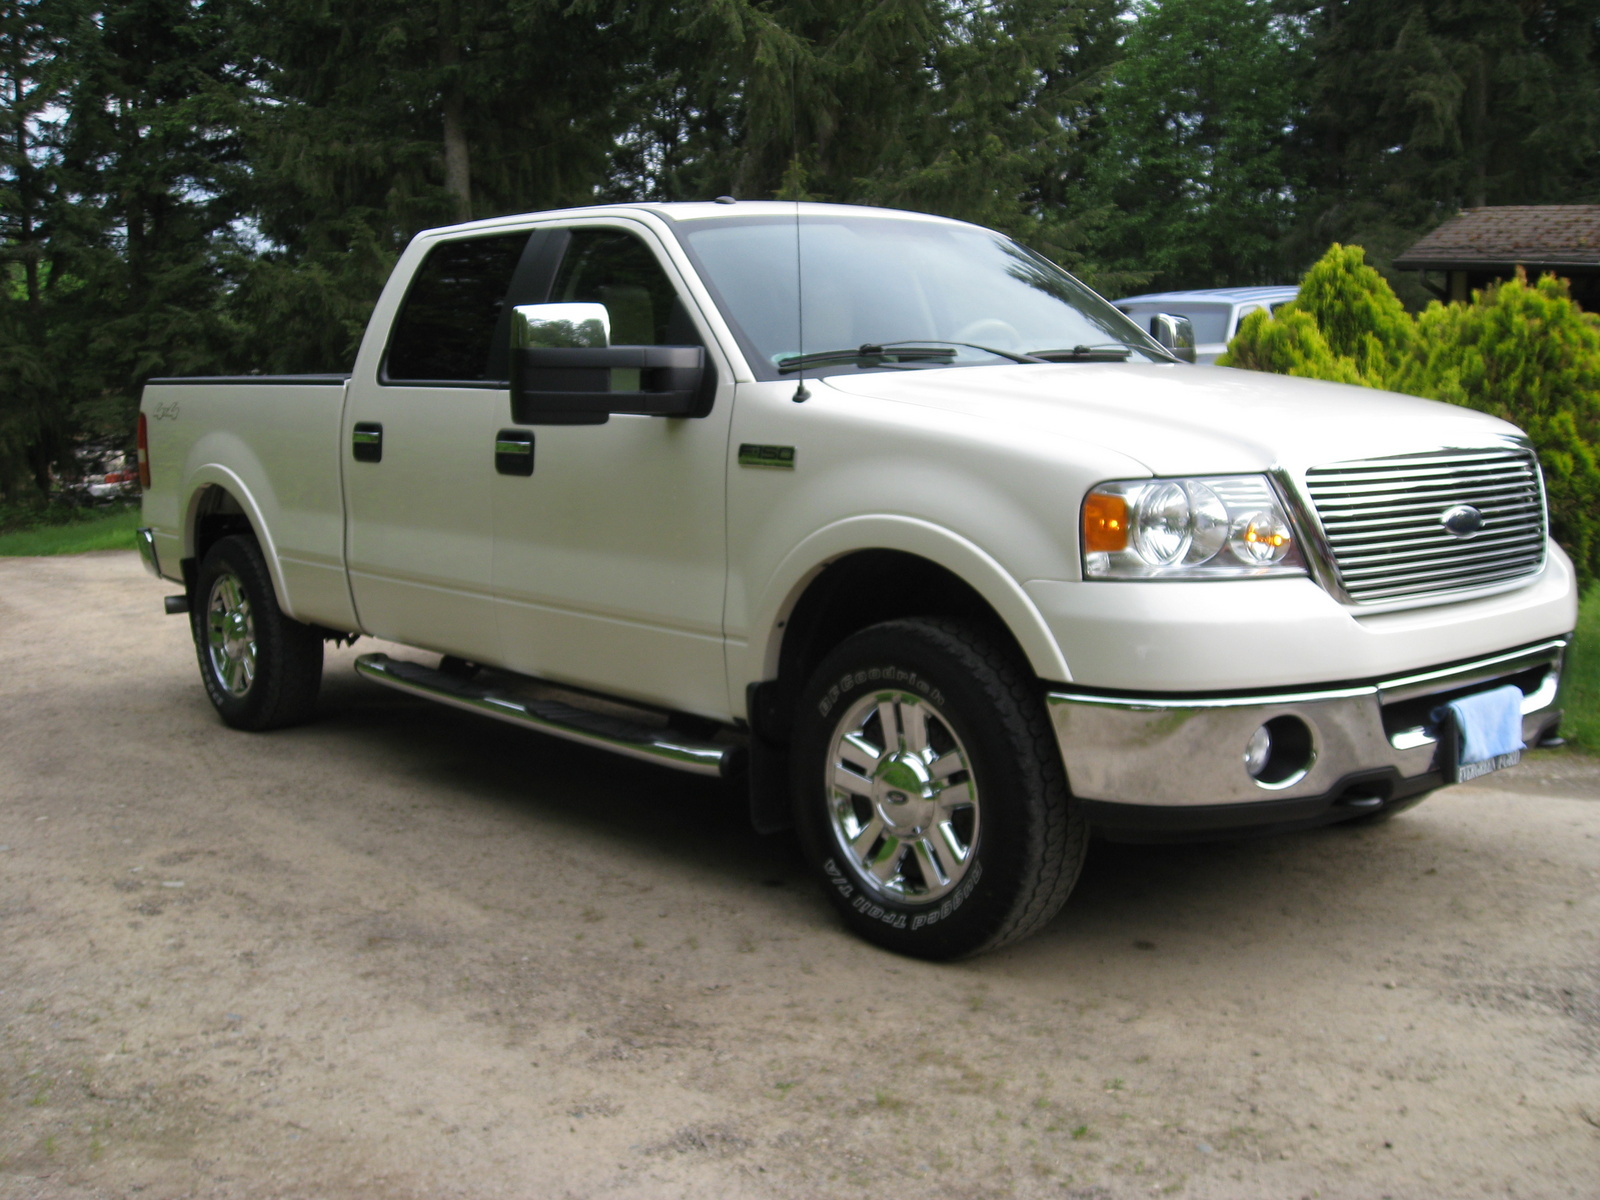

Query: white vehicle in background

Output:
[136, 203, 1573, 960]
[1115, 286, 1299, 364]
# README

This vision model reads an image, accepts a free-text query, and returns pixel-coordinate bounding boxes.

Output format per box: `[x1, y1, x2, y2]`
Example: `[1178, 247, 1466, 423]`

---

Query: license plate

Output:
[1437, 683, 1526, 784]
[1454, 749, 1521, 783]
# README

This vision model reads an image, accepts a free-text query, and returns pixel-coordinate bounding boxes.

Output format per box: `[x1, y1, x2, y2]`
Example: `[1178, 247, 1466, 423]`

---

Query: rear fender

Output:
[182, 463, 293, 616]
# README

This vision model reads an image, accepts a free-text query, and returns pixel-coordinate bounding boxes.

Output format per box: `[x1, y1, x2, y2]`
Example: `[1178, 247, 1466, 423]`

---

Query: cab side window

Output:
[550, 229, 699, 347]
[386, 233, 529, 383]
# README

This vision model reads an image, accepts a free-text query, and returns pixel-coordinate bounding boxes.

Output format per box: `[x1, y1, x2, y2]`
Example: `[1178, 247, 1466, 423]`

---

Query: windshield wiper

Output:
[776, 340, 1044, 373]
[1025, 343, 1137, 363]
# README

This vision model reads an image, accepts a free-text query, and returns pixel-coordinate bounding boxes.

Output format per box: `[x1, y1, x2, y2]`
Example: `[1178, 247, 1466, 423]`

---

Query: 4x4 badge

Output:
[738, 443, 795, 469]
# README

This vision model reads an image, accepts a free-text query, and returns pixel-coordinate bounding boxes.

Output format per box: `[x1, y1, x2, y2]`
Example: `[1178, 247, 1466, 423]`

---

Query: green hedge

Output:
[1220, 246, 1600, 594]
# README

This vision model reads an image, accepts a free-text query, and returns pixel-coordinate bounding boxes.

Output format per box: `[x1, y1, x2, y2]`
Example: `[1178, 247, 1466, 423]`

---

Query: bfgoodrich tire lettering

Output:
[792, 618, 1086, 959]
[192, 534, 323, 731]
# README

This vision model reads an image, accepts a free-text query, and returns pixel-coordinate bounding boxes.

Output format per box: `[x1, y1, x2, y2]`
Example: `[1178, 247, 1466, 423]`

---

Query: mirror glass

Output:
[512, 302, 610, 350]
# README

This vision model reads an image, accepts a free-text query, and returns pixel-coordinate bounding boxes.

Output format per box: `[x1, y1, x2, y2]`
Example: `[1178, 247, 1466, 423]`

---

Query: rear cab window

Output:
[384, 233, 531, 384]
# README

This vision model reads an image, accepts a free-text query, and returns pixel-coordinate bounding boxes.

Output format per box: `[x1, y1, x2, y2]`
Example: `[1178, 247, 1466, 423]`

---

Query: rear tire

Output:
[192, 534, 323, 731]
[791, 618, 1086, 960]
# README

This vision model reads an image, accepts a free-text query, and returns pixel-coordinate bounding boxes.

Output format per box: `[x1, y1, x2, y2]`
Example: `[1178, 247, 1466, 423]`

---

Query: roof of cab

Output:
[417, 200, 970, 239]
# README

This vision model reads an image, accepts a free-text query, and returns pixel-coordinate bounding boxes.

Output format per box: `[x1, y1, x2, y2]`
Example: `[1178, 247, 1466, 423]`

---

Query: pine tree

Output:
[1293, 0, 1600, 281]
[1, 0, 251, 499]
[1081, 0, 1310, 290]
[0, 0, 68, 499]
[596, 0, 1130, 284]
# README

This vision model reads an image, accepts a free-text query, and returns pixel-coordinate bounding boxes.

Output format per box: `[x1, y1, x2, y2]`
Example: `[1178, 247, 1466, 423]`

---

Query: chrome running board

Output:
[354, 653, 738, 778]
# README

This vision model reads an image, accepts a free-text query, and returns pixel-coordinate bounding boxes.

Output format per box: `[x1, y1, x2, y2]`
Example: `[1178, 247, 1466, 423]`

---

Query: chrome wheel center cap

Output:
[872, 753, 937, 834]
[225, 611, 251, 658]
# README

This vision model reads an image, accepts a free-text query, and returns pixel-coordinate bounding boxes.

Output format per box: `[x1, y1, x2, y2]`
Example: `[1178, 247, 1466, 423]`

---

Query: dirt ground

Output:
[2, 551, 1598, 1200]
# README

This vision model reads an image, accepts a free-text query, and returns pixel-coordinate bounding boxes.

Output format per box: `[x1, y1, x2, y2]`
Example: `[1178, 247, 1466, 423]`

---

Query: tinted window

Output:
[387, 233, 529, 382]
[550, 229, 692, 346]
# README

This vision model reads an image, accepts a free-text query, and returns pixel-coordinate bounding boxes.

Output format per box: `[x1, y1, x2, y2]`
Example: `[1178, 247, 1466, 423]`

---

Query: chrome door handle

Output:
[495, 429, 534, 476]
[352, 422, 383, 463]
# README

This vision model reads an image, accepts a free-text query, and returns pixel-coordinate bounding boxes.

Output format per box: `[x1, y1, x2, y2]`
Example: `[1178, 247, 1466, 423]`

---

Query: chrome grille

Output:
[1304, 447, 1546, 603]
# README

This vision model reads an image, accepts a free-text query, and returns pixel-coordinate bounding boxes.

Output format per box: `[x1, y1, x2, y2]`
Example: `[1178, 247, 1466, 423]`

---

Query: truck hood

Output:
[820, 362, 1527, 476]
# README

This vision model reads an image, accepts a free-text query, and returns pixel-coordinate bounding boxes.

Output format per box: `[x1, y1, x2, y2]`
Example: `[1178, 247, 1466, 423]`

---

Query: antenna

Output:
[792, 203, 808, 403]
[790, 45, 809, 403]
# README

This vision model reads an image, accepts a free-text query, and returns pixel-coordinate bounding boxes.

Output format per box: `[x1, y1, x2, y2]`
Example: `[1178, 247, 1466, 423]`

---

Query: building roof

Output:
[1394, 206, 1600, 271]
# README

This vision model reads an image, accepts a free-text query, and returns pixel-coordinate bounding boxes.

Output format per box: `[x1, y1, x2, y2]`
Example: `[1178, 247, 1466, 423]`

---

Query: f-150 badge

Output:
[738, 444, 795, 469]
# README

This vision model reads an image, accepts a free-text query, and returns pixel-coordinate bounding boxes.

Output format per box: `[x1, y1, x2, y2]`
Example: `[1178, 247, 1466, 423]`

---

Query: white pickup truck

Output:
[137, 201, 1576, 959]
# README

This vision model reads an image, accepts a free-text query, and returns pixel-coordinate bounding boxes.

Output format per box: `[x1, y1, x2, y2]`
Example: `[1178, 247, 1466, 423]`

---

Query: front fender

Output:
[737, 514, 1073, 700]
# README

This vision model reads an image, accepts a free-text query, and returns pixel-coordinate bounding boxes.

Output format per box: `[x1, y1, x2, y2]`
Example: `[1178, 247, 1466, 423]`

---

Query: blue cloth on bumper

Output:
[1437, 684, 1525, 764]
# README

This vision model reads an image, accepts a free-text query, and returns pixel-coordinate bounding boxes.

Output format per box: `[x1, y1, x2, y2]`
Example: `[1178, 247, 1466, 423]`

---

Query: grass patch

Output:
[0, 505, 141, 556]
[1559, 586, 1600, 753]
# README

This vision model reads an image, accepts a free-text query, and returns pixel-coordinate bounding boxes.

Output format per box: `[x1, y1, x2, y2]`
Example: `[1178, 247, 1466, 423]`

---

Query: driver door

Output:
[491, 222, 735, 717]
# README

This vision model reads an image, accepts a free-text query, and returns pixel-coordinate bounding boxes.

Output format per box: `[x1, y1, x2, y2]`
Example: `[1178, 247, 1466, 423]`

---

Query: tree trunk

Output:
[440, 29, 471, 221]
[1465, 49, 1488, 208]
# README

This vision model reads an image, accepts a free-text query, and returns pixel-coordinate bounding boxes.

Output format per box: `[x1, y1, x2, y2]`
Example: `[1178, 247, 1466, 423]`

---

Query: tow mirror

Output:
[509, 302, 707, 425]
[1150, 313, 1197, 363]
[514, 302, 611, 350]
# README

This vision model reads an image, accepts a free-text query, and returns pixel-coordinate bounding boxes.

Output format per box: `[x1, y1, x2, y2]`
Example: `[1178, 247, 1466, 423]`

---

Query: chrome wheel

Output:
[205, 570, 257, 696]
[825, 689, 979, 904]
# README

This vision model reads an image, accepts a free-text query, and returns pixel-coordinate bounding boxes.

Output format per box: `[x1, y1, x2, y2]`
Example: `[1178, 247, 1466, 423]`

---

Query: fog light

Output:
[1243, 715, 1316, 788]
[1245, 725, 1272, 778]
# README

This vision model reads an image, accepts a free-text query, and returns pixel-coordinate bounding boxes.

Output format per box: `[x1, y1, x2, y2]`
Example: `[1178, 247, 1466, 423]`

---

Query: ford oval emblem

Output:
[1441, 504, 1484, 538]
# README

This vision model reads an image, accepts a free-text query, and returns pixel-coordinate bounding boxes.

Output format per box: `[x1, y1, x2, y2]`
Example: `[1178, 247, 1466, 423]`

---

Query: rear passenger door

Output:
[342, 231, 531, 660]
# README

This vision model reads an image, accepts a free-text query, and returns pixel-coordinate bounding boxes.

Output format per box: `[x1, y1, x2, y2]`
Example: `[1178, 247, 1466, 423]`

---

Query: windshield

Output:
[674, 213, 1171, 380]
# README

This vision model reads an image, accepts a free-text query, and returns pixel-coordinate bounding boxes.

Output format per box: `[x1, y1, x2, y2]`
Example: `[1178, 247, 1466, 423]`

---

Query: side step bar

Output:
[354, 653, 739, 778]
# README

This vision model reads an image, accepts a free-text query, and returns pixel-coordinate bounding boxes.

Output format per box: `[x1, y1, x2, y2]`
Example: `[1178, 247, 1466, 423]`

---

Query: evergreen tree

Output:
[1293, 0, 1600, 285]
[1, 0, 250, 499]
[598, 0, 1131, 285]
[1400, 272, 1600, 588]
[0, 0, 68, 499]
[228, 0, 1135, 373]
[1082, 0, 1309, 291]
[230, 0, 644, 372]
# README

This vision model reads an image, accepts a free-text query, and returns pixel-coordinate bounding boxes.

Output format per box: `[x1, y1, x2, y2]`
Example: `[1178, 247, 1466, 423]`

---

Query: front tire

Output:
[792, 618, 1086, 959]
[192, 534, 323, 731]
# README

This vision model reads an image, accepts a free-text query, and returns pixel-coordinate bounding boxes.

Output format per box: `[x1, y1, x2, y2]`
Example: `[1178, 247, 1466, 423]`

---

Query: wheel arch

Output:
[743, 516, 1071, 735]
[180, 467, 292, 614]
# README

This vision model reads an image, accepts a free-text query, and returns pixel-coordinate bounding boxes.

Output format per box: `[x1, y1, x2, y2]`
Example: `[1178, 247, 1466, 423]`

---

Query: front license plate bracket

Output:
[1433, 693, 1523, 784]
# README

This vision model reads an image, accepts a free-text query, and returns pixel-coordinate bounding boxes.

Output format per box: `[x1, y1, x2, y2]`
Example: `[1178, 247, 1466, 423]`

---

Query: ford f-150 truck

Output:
[136, 201, 1576, 959]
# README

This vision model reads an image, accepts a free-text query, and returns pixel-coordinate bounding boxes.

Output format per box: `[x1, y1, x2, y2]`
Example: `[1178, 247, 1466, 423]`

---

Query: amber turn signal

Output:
[1082, 491, 1129, 553]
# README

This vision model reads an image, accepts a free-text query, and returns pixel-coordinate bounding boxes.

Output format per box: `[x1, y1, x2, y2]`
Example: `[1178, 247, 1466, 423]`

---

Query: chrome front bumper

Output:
[1047, 638, 1567, 829]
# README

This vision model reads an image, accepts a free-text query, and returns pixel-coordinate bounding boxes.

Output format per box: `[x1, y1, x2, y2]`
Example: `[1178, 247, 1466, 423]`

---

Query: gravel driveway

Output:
[3, 551, 1598, 1199]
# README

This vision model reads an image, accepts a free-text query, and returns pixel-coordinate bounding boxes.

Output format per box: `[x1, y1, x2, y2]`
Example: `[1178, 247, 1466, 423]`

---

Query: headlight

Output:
[1082, 475, 1307, 579]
